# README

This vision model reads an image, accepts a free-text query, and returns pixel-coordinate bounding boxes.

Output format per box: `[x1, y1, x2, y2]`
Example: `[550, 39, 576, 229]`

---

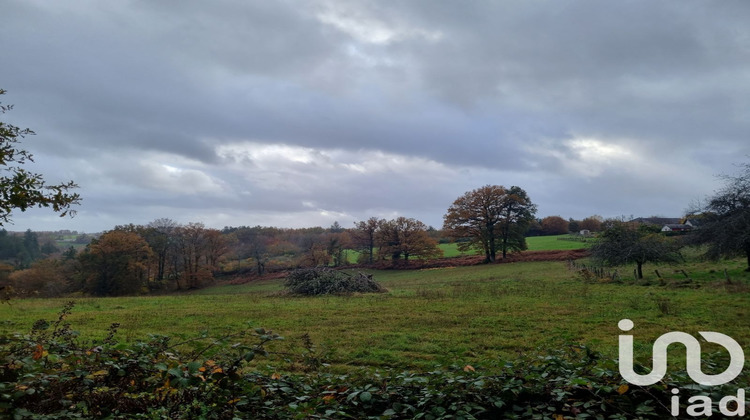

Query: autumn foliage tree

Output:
[443, 185, 537, 262]
[8, 258, 77, 297]
[580, 216, 604, 232]
[173, 223, 226, 289]
[540, 216, 569, 235]
[227, 226, 294, 275]
[376, 217, 442, 262]
[80, 230, 154, 296]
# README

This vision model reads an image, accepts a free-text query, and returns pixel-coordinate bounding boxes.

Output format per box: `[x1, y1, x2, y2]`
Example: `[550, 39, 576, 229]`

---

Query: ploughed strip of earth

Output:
[226, 249, 590, 284]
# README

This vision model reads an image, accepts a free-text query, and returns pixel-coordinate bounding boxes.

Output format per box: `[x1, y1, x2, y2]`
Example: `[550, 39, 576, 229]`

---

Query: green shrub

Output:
[0, 302, 285, 419]
[284, 268, 385, 295]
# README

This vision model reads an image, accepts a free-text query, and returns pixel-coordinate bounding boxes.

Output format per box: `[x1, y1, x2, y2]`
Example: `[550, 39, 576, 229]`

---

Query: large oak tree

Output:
[376, 217, 442, 262]
[443, 185, 537, 262]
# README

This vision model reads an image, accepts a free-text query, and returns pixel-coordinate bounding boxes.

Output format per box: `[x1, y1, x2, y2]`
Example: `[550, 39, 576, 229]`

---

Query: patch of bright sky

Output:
[215, 142, 450, 176]
[123, 152, 227, 196]
[531, 137, 638, 178]
[316, 8, 442, 45]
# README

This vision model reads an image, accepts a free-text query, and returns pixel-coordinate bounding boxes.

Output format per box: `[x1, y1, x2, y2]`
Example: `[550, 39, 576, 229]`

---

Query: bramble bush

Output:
[2, 303, 748, 419]
[284, 268, 386, 296]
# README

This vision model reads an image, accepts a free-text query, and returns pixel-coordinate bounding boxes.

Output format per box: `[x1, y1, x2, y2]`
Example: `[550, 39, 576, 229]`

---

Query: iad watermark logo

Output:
[618, 319, 746, 417]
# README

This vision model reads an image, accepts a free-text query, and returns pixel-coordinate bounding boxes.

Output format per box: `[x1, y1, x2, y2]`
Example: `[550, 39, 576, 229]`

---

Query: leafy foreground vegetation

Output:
[3, 303, 748, 419]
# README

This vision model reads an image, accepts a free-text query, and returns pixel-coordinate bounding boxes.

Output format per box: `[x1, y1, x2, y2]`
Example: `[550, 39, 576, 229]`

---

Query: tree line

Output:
[0, 182, 619, 297]
[1, 215, 444, 297]
[2, 221, 228, 297]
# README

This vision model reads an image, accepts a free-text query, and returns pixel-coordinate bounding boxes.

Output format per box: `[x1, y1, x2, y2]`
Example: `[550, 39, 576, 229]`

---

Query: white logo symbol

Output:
[618, 319, 744, 386]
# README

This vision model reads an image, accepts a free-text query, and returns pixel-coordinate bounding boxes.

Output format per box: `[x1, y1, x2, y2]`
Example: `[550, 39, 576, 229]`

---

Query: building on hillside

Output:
[661, 224, 692, 233]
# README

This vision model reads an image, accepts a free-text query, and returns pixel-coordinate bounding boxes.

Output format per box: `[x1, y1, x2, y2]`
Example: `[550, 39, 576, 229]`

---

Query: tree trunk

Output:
[256, 260, 264, 276]
[487, 224, 496, 263]
[636, 262, 644, 279]
[157, 254, 165, 282]
[746, 248, 750, 272]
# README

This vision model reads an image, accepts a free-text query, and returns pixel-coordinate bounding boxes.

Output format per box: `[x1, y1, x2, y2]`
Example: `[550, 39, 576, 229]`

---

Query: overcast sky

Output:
[2, 1, 749, 233]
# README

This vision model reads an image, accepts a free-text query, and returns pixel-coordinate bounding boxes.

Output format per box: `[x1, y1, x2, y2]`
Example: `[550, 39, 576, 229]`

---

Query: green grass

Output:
[525, 234, 591, 250]
[345, 234, 588, 263]
[437, 242, 471, 257]
[345, 244, 473, 261]
[440, 234, 590, 257]
[3, 257, 750, 371]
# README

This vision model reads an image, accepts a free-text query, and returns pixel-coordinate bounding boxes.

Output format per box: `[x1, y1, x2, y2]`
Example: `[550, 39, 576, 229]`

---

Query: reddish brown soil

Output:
[224, 249, 589, 285]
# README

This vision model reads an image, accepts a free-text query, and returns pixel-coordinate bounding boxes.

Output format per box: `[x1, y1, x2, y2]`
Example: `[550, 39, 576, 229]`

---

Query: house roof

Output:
[663, 224, 691, 230]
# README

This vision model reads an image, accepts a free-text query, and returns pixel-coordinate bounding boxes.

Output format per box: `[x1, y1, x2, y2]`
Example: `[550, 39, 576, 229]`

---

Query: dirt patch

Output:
[223, 249, 590, 285]
[501, 249, 590, 263]
[354, 249, 590, 270]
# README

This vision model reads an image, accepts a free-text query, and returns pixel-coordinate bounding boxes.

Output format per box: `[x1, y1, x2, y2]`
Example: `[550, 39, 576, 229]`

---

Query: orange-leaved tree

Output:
[376, 217, 442, 262]
[80, 230, 154, 296]
[541, 216, 569, 235]
[444, 185, 536, 262]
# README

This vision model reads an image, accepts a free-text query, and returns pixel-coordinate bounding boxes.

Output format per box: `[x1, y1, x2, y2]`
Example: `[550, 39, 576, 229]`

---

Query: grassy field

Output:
[2, 255, 749, 372]
[433, 234, 590, 259]
[525, 234, 592, 250]
[344, 234, 588, 262]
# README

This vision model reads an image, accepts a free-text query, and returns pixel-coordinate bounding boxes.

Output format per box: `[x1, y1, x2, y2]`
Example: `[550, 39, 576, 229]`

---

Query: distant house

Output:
[661, 224, 692, 233]
[579, 229, 591, 236]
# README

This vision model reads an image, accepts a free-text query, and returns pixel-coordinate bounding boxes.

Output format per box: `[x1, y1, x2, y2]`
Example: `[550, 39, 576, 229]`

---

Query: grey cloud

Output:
[2, 0, 749, 231]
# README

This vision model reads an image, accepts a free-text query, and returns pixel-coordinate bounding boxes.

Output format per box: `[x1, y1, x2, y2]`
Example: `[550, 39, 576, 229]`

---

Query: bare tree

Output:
[687, 162, 750, 271]
[353, 217, 380, 264]
[590, 220, 682, 279]
[145, 218, 179, 286]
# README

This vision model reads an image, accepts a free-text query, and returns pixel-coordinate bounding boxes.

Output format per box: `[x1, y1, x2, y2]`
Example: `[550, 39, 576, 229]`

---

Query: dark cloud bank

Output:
[2, 0, 749, 232]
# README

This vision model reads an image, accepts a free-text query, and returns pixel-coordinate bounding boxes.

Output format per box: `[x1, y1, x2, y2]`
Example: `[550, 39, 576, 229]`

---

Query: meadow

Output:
[524, 233, 592, 251]
[2, 248, 749, 372]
